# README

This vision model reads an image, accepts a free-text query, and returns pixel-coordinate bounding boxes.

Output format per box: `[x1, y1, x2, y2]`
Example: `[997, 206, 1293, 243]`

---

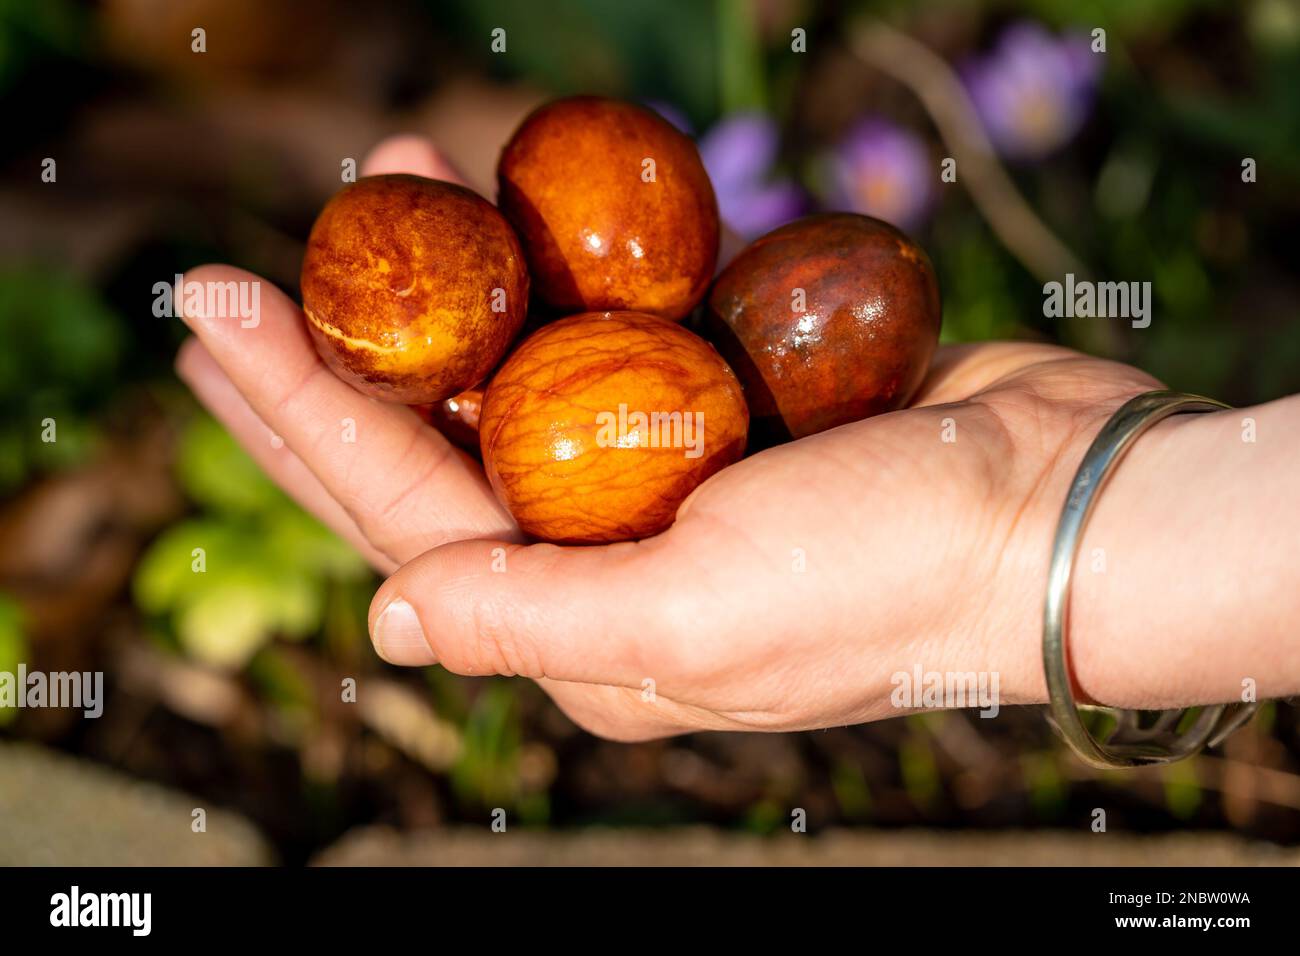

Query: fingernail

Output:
[372, 598, 438, 666]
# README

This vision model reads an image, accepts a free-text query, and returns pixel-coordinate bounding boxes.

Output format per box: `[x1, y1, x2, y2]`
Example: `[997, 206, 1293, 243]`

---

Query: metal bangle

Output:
[1042, 390, 1258, 769]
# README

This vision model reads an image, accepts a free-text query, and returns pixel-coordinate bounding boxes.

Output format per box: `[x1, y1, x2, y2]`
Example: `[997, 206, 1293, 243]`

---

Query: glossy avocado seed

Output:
[706, 213, 941, 442]
[300, 174, 529, 404]
[480, 311, 748, 543]
[497, 96, 719, 321]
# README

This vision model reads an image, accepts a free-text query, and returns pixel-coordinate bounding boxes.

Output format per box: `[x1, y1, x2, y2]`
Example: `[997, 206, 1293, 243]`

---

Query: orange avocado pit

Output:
[497, 96, 719, 321]
[480, 311, 749, 544]
[419, 387, 484, 454]
[706, 213, 941, 443]
[300, 174, 529, 404]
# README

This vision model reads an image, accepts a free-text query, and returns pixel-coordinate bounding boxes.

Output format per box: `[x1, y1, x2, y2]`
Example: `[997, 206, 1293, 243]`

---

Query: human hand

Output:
[176, 136, 523, 580]
[179, 135, 1299, 742]
[364, 324, 1169, 738]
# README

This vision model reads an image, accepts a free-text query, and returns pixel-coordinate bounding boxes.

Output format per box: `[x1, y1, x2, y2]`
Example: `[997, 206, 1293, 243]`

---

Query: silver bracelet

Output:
[1042, 390, 1258, 769]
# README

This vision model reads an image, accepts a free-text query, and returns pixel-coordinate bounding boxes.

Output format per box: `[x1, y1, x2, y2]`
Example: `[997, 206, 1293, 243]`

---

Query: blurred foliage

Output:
[0, 0, 88, 92]
[0, 266, 125, 492]
[1161, 759, 1203, 819]
[830, 759, 874, 821]
[0, 594, 26, 725]
[1017, 0, 1224, 36]
[1021, 752, 1068, 819]
[424, 668, 538, 819]
[439, 0, 720, 125]
[920, 0, 1300, 404]
[742, 798, 787, 833]
[900, 715, 943, 810]
[133, 414, 367, 669]
[718, 0, 768, 113]
[452, 682, 525, 812]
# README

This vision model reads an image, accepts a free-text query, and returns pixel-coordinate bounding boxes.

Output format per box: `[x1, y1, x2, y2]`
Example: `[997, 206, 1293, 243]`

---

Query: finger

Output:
[361, 134, 470, 186]
[176, 263, 516, 562]
[366, 537, 699, 689]
[176, 337, 398, 575]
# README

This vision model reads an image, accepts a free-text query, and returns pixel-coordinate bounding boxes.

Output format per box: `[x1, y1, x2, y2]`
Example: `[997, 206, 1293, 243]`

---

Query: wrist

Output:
[1064, 395, 1299, 709]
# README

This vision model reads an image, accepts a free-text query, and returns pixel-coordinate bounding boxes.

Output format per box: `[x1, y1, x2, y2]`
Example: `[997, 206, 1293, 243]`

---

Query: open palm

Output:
[178, 134, 1161, 740]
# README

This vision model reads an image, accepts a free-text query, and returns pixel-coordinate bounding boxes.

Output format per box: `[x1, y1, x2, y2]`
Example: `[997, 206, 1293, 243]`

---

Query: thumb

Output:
[367, 539, 681, 686]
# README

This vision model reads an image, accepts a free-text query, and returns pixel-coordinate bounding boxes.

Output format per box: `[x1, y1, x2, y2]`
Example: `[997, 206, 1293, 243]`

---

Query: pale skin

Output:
[176, 134, 1300, 741]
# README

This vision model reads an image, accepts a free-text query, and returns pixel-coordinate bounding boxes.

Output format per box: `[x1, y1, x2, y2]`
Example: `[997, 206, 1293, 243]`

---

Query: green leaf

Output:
[135, 413, 369, 670]
[133, 519, 241, 614]
[265, 507, 367, 581]
[133, 519, 326, 669]
[440, 0, 719, 124]
[718, 0, 766, 113]
[452, 682, 522, 808]
[175, 414, 288, 516]
[0, 266, 124, 489]
[1162, 759, 1203, 819]
[177, 586, 276, 671]
[0, 593, 27, 725]
[830, 759, 873, 820]
[0, 265, 123, 407]
[172, 563, 321, 670]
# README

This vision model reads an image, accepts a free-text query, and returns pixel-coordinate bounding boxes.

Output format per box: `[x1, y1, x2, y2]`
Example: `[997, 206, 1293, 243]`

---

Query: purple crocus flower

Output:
[697, 113, 807, 238]
[644, 100, 694, 136]
[962, 22, 1100, 161]
[826, 119, 934, 233]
